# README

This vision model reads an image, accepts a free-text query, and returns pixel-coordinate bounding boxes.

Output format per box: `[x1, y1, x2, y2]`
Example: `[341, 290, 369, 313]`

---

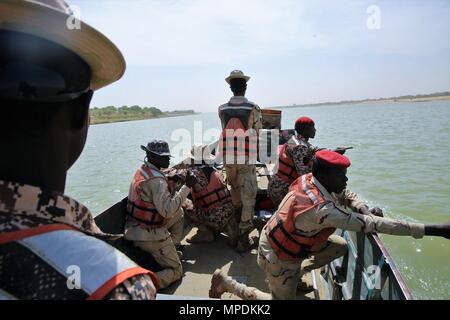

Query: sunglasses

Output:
[0, 30, 91, 103]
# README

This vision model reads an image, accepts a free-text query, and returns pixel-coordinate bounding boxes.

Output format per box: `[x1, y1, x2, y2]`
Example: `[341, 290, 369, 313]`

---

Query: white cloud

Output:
[74, 0, 330, 66]
[75, 0, 450, 68]
[71, 0, 450, 110]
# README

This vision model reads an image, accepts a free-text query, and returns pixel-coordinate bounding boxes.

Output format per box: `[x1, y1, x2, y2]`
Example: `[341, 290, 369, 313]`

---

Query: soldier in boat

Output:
[217, 70, 263, 252]
[181, 145, 240, 246]
[268, 116, 319, 207]
[0, 0, 158, 299]
[209, 150, 450, 300]
[124, 140, 198, 289]
[268, 116, 351, 207]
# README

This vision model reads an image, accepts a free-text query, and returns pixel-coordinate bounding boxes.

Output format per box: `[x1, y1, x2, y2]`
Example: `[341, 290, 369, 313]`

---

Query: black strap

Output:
[268, 224, 307, 259]
[221, 136, 258, 153]
[279, 155, 297, 177]
[197, 188, 231, 209]
[227, 102, 256, 108]
[196, 187, 227, 201]
[200, 194, 232, 209]
[267, 215, 311, 258]
[127, 201, 161, 226]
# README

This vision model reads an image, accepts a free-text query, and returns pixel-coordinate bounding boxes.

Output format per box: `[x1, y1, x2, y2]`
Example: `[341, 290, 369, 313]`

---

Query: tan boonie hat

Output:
[0, 0, 126, 91]
[225, 70, 250, 84]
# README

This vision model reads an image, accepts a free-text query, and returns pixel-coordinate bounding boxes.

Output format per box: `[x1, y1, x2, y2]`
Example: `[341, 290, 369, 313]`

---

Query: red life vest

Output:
[275, 143, 299, 184]
[191, 170, 231, 212]
[274, 135, 314, 185]
[127, 164, 169, 228]
[0, 224, 158, 299]
[218, 102, 258, 164]
[265, 173, 336, 262]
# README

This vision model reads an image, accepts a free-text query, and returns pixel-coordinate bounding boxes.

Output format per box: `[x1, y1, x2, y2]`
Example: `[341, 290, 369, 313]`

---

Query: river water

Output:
[66, 100, 450, 299]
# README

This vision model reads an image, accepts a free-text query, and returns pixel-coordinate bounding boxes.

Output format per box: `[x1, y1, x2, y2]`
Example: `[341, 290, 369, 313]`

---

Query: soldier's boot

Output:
[236, 236, 254, 253]
[233, 206, 242, 223]
[209, 269, 272, 300]
[186, 225, 215, 243]
[297, 274, 314, 292]
[223, 218, 240, 248]
[236, 226, 255, 253]
[209, 269, 228, 298]
[175, 244, 185, 260]
[236, 221, 255, 252]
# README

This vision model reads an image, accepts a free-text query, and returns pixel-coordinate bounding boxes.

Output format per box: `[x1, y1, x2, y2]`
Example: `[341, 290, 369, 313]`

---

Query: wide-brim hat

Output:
[0, 0, 126, 91]
[189, 145, 215, 163]
[225, 70, 250, 84]
[141, 140, 173, 157]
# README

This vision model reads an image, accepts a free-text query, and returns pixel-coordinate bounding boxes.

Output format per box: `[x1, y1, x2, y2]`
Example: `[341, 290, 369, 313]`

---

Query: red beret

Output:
[295, 116, 315, 126]
[315, 150, 351, 168]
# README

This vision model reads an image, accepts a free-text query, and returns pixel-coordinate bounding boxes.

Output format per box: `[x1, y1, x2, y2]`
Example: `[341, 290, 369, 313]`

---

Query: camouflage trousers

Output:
[133, 217, 184, 289]
[225, 164, 256, 232]
[186, 202, 234, 231]
[257, 235, 348, 300]
[267, 174, 290, 208]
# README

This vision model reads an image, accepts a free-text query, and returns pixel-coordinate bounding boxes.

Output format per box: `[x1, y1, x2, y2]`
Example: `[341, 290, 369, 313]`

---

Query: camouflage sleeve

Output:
[316, 202, 425, 239]
[146, 178, 190, 219]
[251, 105, 263, 132]
[106, 274, 157, 300]
[310, 145, 320, 153]
[335, 189, 367, 212]
[286, 144, 312, 176]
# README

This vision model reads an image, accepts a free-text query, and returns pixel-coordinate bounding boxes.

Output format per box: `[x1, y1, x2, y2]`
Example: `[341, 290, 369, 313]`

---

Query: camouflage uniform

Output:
[258, 177, 425, 300]
[212, 178, 425, 300]
[186, 166, 234, 231]
[219, 96, 263, 233]
[0, 180, 156, 300]
[268, 134, 316, 207]
[124, 161, 189, 289]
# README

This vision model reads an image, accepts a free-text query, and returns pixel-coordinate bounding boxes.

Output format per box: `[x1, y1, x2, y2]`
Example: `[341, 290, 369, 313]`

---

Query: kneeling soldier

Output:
[184, 146, 239, 246]
[210, 150, 450, 299]
[124, 140, 197, 289]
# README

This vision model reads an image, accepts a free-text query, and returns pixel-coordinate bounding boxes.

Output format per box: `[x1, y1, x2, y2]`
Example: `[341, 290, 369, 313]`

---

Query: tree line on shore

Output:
[89, 105, 196, 124]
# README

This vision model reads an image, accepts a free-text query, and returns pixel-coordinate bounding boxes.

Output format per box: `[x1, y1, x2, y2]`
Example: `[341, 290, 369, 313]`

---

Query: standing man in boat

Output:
[124, 140, 198, 289]
[268, 116, 319, 207]
[209, 150, 450, 300]
[0, 0, 158, 299]
[184, 145, 239, 245]
[217, 70, 263, 252]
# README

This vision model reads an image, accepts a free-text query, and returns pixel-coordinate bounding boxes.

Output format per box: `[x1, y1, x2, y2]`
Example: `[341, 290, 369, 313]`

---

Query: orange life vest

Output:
[276, 136, 312, 184]
[0, 224, 158, 299]
[275, 143, 299, 184]
[265, 173, 336, 261]
[191, 169, 231, 212]
[127, 164, 169, 228]
[218, 102, 258, 163]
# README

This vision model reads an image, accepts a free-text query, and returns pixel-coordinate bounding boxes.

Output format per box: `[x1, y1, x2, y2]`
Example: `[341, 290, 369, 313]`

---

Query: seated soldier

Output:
[184, 146, 239, 246]
[124, 140, 197, 289]
[209, 150, 450, 300]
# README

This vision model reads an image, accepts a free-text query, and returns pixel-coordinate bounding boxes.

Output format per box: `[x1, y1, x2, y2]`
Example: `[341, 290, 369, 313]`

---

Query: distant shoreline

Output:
[275, 93, 450, 109]
[90, 111, 198, 125]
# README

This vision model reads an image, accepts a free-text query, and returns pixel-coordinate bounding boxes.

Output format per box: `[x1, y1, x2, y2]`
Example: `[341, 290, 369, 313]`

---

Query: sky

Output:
[70, 0, 450, 112]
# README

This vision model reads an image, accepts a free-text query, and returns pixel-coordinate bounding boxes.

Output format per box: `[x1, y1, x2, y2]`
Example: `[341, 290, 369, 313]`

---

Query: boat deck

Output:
[160, 225, 321, 300]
